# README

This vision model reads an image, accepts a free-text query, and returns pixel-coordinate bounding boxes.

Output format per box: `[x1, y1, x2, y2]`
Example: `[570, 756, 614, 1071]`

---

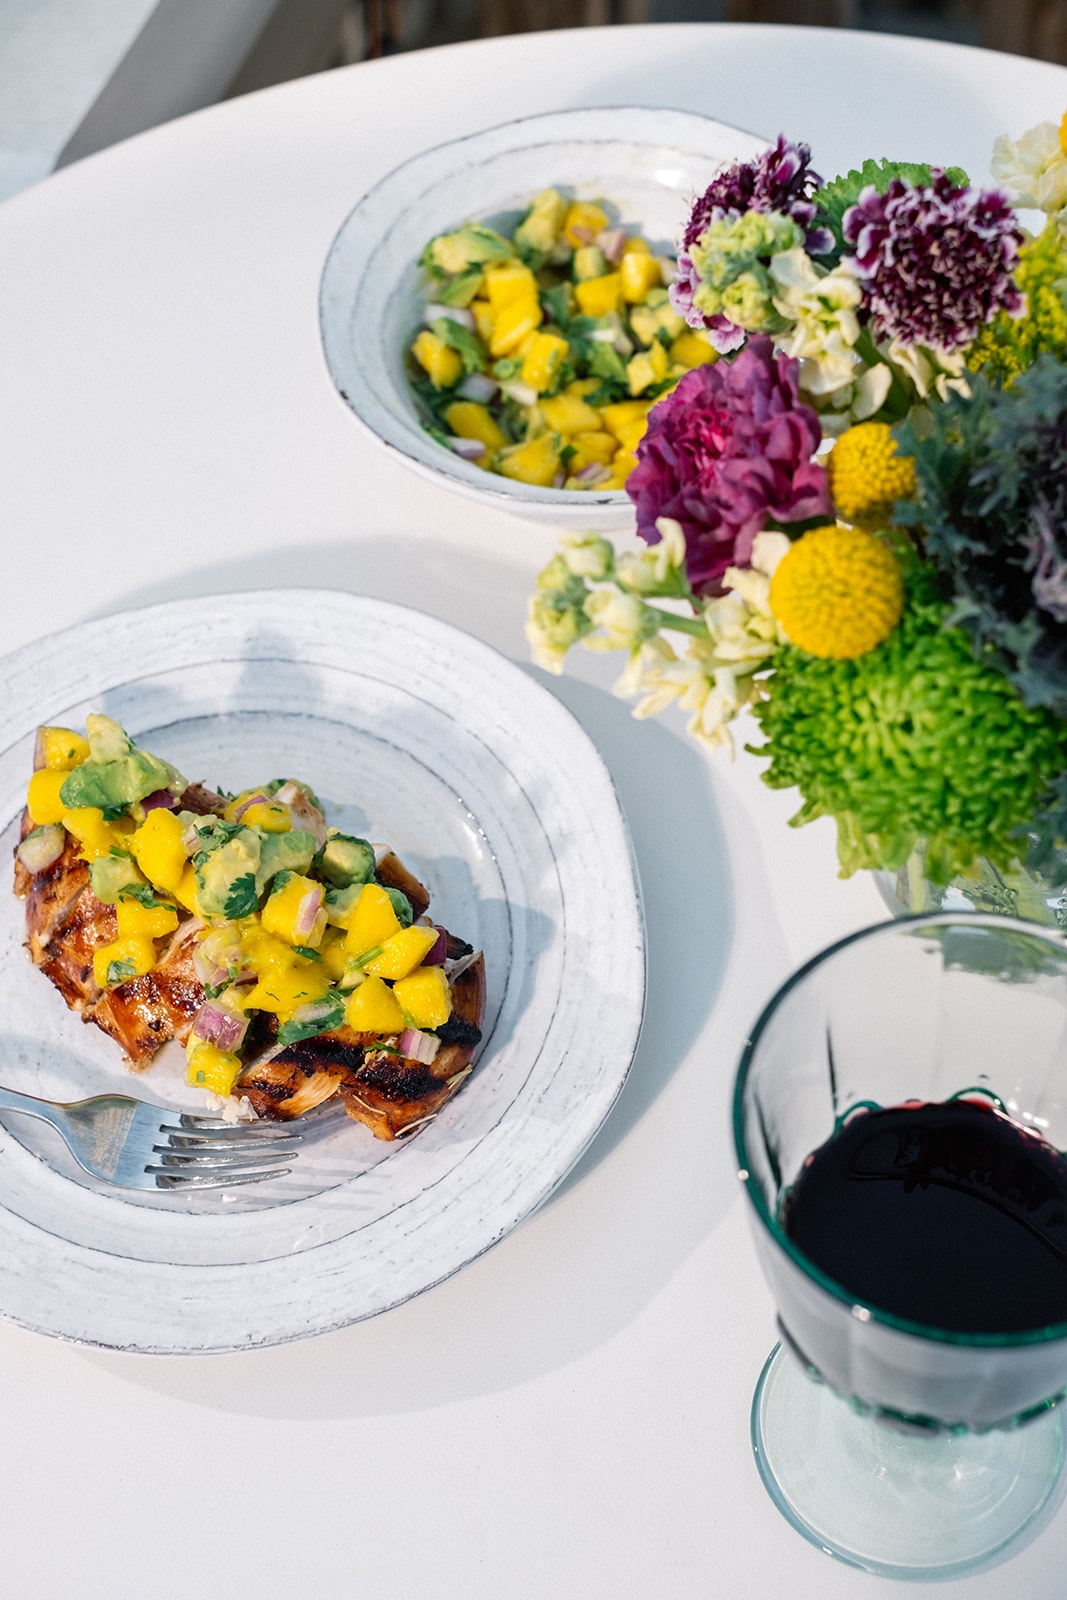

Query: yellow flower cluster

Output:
[769, 524, 905, 659]
[826, 422, 917, 529]
[968, 221, 1067, 384]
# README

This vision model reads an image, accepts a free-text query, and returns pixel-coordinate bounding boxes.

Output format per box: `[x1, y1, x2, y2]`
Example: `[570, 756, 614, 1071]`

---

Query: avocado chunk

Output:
[189, 819, 261, 920]
[257, 829, 316, 894]
[316, 830, 375, 889]
[59, 716, 185, 813]
[428, 224, 514, 277]
[513, 189, 567, 258]
[89, 853, 146, 905]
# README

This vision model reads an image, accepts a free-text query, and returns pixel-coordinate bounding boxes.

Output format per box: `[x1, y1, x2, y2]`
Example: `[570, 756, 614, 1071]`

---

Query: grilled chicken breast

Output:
[236, 952, 486, 1139]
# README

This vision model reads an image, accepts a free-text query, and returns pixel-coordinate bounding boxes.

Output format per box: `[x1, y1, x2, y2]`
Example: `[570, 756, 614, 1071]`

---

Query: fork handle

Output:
[0, 1083, 65, 1129]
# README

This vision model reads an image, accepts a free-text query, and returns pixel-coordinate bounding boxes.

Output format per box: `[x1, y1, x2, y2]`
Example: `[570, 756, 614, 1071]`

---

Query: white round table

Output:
[0, 23, 1065, 1598]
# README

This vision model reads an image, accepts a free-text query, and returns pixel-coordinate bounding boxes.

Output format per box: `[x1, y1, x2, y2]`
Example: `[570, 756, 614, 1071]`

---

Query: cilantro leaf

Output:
[429, 317, 488, 377]
[291, 945, 323, 962]
[106, 958, 138, 986]
[118, 883, 172, 909]
[222, 872, 259, 920]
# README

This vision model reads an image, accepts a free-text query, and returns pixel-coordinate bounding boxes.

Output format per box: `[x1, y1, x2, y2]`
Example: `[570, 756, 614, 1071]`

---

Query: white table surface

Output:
[0, 21, 1065, 1598]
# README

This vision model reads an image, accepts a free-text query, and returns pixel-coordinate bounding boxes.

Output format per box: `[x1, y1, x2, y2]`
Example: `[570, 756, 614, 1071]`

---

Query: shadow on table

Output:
[70, 530, 783, 1417]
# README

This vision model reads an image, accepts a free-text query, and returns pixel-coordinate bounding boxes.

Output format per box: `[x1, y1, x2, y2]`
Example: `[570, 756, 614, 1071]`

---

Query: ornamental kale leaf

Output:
[813, 159, 969, 252]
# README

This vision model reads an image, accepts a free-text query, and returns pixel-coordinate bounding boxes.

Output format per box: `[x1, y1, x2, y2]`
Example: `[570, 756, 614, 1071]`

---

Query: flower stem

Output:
[645, 605, 709, 638]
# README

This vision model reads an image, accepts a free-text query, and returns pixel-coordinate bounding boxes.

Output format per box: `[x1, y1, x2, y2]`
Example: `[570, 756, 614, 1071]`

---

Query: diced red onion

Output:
[574, 463, 613, 487]
[192, 1002, 248, 1053]
[447, 436, 487, 461]
[570, 224, 595, 247]
[272, 783, 328, 846]
[294, 885, 324, 940]
[423, 926, 447, 966]
[233, 791, 271, 821]
[141, 788, 178, 813]
[424, 304, 475, 331]
[596, 227, 627, 264]
[399, 1027, 441, 1065]
[499, 379, 539, 408]
[16, 824, 65, 874]
[457, 373, 498, 403]
[32, 729, 47, 772]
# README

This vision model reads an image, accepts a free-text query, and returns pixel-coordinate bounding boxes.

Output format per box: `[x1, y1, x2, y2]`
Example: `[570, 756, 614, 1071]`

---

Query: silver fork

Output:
[0, 1084, 301, 1190]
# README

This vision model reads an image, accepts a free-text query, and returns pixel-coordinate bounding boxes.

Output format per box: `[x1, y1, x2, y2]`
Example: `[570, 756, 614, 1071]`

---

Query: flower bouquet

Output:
[526, 115, 1067, 922]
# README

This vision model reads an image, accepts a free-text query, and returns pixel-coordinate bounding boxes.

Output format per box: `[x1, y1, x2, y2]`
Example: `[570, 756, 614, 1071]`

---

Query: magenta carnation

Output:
[671, 136, 832, 337]
[842, 173, 1024, 349]
[627, 337, 832, 596]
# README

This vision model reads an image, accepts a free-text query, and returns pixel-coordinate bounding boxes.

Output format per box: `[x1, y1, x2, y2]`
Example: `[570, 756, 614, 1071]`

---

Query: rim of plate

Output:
[0, 589, 646, 1353]
[317, 106, 768, 525]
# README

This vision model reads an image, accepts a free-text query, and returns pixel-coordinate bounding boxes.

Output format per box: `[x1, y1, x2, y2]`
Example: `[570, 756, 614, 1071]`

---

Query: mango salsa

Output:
[409, 185, 680, 496]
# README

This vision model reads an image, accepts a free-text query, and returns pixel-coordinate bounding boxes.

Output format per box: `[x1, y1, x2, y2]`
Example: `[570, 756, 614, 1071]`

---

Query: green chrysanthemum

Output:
[749, 571, 1067, 881]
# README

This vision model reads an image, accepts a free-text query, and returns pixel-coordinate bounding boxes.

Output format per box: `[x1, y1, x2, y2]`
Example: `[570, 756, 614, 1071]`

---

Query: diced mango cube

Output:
[394, 965, 452, 1030]
[568, 430, 618, 471]
[670, 330, 717, 368]
[36, 726, 90, 771]
[600, 399, 651, 441]
[93, 933, 156, 990]
[519, 330, 570, 393]
[172, 864, 203, 916]
[344, 882, 403, 958]
[242, 959, 331, 1022]
[574, 273, 622, 318]
[620, 251, 662, 303]
[64, 807, 133, 862]
[496, 432, 562, 487]
[489, 298, 542, 358]
[539, 393, 601, 435]
[239, 801, 291, 832]
[26, 768, 68, 825]
[443, 400, 507, 453]
[116, 897, 179, 940]
[565, 377, 601, 399]
[483, 262, 538, 309]
[318, 927, 349, 982]
[261, 873, 327, 948]
[411, 329, 462, 389]
[563, 201, 609, 248]
[469, 299, 495, 341]
[129, 807, 188, 892]
[615, 415, 650, 454]
[344, 974, 405, 1034]
[185, 1040, 243, 1097]
[626, 340, 670, 396]
[362, 925, 440, 981]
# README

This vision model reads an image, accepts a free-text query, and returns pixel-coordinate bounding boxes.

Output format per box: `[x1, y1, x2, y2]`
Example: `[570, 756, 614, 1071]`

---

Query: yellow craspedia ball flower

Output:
[769, 524, 905, 660]
[826, 421, 917, 530]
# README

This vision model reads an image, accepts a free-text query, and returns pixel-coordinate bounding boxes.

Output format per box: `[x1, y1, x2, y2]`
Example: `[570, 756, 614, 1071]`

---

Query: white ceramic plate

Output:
[0, 590, 645, 1352]
[319, 107, 767, 528]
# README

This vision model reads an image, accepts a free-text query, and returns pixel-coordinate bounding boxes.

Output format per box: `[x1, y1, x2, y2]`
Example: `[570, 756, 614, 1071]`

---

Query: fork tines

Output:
[148, 1116, 303, 1188]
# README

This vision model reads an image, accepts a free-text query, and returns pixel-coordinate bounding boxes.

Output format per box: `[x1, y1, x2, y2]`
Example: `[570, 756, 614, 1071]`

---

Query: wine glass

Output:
[733, 913, 1067, 1580]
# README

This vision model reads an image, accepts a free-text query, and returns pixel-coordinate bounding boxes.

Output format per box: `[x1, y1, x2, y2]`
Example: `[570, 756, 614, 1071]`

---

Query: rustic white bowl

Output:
[319, 107, 767, 529]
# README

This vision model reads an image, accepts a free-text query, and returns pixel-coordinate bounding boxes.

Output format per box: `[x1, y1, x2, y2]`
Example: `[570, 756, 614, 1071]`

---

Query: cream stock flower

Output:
[770, 250, 864, 394]
[583, 589, 661, 653]
[559, 532, 616, 581]
[615, 517, 688, 594]
[991, 122, 1067, 214]
[883, 338, 970, 401]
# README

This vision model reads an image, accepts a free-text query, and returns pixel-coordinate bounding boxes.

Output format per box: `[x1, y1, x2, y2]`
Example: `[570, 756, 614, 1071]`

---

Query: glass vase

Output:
[872, 840, 1067, 930]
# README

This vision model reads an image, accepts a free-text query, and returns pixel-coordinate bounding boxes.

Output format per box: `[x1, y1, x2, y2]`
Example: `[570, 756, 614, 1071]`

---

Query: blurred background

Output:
[1, 0, 1064, 203]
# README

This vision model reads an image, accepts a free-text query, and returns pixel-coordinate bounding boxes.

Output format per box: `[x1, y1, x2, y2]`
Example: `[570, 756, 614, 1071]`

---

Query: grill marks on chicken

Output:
[15, 786, 485, 1130]
[236, 954, 486, 1139]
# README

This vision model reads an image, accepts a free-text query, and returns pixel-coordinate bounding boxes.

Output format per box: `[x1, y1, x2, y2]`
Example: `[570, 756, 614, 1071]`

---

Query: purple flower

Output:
[670, 136, 832, 336]
[627, 337, 832, 596]
[842, 173, 1024, 349]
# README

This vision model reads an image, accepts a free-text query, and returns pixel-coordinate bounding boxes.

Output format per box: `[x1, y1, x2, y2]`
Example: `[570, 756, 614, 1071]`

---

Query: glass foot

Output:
[752, 1344, 1065, 1580]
